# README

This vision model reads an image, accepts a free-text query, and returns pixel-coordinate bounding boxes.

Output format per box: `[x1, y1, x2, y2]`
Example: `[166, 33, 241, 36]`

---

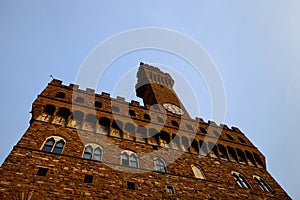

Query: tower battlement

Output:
[0, 63, 290, 199]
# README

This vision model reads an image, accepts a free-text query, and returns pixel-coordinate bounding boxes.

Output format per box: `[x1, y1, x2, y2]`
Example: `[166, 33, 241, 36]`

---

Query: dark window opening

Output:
[199, 141, 208, 156]
[73, 110, 84, 122]
[56, 107, 70, 119]
[84, 114, 97, 131]
[171, 120, 179, 127]
[226, 134, 234, 141]
[75, 97, 84, 103]
[227, 146, 238, 162]
[44, 104, 55, 115]
[218, 144, 228, 160]
[186, 124, 193, 131]
[129, 110, 136, 117]
[94, 101, 102, 108]
[127, 182, 135, 190]
[153, 104, 160, 111]
[166, 185, 175, 194]
[237, 148, 247, 164]
[144, 113, 151, 120]
[55, 92, 66, 99]
[136, 126, 147, 143]
[84, 175, 93, 183]
[112, 105, 120, 112]
[199, 127, 207, 134]
[160, 131, 170, 147]
[245, 150, 256, 166]
[191, 140, 199, 154]
[157, 117, 164, 123]
[208, 142, 219, 158]
[238, 136, 246, 144]
[37, 168, 48, 176]
[254, 153, 265, 168]
[213, 130, 220, 137]
[181, 136, 190, 152]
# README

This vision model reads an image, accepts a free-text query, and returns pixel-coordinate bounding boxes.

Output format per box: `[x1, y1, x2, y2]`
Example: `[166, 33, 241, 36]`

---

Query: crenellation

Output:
[130, 100, 140, 107]
[50, 79, 62, 85]
[0, 64, 290, 199]
[116, 96, 126, 102]
[85, 88, 95, 94]
[100, 92, 111, 99]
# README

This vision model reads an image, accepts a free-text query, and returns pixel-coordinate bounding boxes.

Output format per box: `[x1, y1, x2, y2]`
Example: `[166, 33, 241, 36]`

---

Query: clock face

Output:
[163, 103, 184, 115]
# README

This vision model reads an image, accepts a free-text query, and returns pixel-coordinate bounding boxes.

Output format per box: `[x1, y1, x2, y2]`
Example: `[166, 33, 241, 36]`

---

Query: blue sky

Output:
[1, 1, 299, 199]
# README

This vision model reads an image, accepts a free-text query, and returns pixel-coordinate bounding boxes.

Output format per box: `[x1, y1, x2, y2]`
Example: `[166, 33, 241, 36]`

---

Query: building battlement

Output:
[0, 64, 291, 199]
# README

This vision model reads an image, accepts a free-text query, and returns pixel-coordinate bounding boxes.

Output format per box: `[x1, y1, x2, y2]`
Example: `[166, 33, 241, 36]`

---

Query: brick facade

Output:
[0, 63, 291, 199]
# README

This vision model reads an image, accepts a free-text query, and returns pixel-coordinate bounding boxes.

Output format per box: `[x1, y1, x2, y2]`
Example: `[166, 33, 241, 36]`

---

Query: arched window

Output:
[237, 136, 246, 144]
[67, 110, 84, 129]
[136, 126, 147, 143]
[42, 138, 54, 152]
[97, 117, 110, 135]
[121, 151, 138, 168]
[218, 144, 228, 161]
[208, 142, 219, 158]
[226, 133, 234, 141]
[83, 114, 97, 132]
[245, 150, 256, 167]
[227, 146, 238, 162]
[181, 136, 189, 152]
[191, 165, 205, 179]
[83, 144, 103, 161]
[190, 140, 199, 154]
[160, 131, 170, 148]
[53, 140, 65, 154]
[93, 147, 102, 161]
[253, 175, 273, 192]
[253, 153, 265, 168]
[83, 146, 93, 159]
[121, 152, 129, 166]
[53, 107, 70, 126]
[236, 148, 247, 165]
[232, 171, 251, 189]
[154, 158, 166, 173]
[199, 141, 208, 156]
[171, 134, 180, 150]
[37, 104, 55, 122]
[110, 120, 122, 138]
[148, 128, 159, 145]
[157, 116, 164, 123]
[124, 123, 135, 140]
[41, 136, 65, 154]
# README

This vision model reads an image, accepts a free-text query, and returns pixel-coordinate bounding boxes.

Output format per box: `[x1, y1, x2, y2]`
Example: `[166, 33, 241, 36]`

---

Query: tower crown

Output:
[136, 62, 174, 90]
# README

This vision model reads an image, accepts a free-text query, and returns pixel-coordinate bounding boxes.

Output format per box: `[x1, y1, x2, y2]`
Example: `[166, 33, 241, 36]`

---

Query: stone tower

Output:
[0, 63, 291, 199]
